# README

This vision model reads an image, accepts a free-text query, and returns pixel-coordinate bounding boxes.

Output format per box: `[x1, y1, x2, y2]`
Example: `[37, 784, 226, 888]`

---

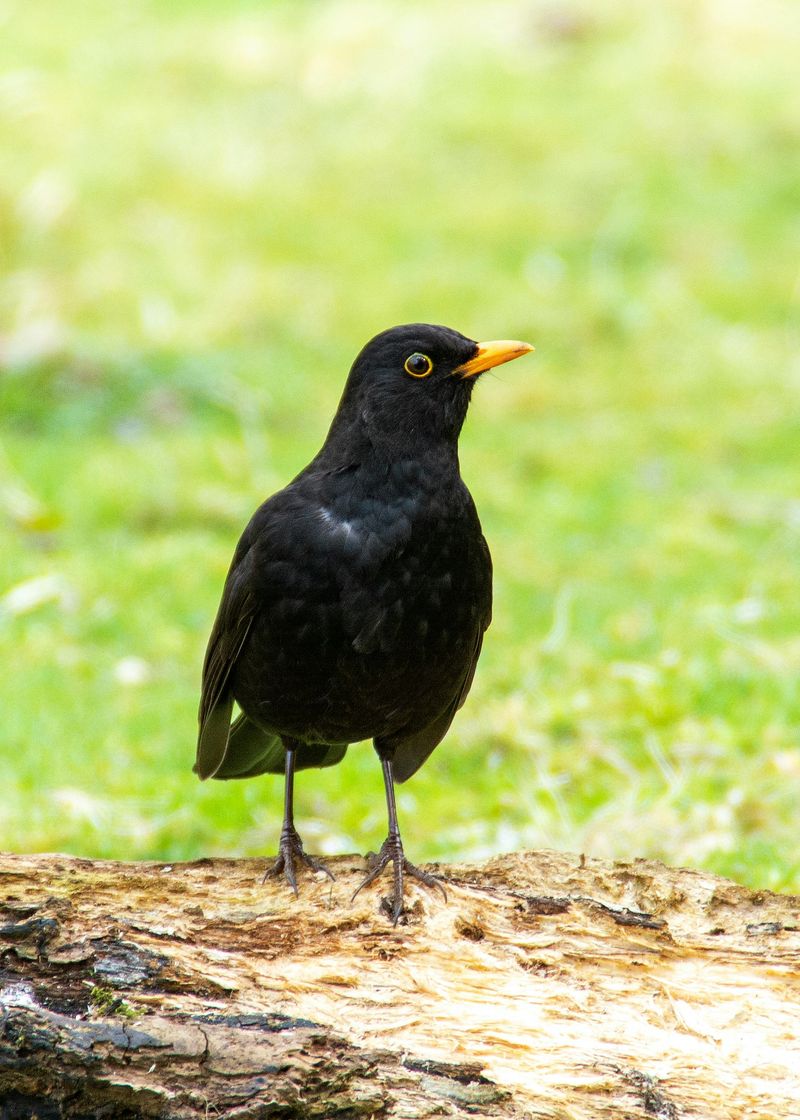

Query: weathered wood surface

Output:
[1, 848, 798, 1118]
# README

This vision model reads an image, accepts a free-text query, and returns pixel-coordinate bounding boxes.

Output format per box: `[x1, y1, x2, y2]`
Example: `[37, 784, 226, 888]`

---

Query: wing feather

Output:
[390, 531, 491, 783]
[195, 546, 257, 780]
[391, 628, 485, 783]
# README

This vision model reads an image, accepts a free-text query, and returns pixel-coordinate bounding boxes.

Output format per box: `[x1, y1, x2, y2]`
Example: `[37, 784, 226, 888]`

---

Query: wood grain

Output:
[1, 849, 798, 1117]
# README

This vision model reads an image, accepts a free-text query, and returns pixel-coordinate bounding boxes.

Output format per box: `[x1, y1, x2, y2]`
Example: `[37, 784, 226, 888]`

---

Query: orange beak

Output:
[453, 339, 534, 379]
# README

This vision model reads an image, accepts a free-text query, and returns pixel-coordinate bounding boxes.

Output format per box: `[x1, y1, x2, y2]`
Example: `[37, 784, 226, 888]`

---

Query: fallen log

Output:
[1, 849, 798, 1118]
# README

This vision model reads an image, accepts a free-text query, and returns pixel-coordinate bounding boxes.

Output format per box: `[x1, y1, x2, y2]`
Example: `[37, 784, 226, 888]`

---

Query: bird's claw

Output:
[351, 833, 447, 924]
[267, 825, 335, 895]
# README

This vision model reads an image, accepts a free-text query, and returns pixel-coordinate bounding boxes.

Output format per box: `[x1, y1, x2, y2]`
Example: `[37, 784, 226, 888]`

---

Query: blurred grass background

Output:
[1, 0, 798, 891]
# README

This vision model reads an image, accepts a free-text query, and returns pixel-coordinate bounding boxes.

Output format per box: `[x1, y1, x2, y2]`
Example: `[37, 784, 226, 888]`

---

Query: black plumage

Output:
[195, 323, 533, 921]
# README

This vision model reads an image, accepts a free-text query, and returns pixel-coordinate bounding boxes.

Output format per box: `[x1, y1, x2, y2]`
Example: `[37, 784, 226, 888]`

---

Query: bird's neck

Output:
[317, 412, 461, 476]
[316, 383, 468, 472]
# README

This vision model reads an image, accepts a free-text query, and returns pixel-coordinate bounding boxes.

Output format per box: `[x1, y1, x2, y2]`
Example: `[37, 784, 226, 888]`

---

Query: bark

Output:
[1, 849, 798, 1119]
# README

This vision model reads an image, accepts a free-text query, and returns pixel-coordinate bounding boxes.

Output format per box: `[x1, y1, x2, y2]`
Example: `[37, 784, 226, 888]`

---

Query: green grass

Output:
[2, 0, 798, 892]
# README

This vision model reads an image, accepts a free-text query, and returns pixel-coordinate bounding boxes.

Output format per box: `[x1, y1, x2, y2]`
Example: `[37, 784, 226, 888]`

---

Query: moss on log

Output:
[1, 849, 798, 1118]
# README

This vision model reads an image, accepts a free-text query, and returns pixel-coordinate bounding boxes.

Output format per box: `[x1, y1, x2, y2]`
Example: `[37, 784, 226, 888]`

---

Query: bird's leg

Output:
[268, 742, 335, 894]
[351, 755, 447, 924]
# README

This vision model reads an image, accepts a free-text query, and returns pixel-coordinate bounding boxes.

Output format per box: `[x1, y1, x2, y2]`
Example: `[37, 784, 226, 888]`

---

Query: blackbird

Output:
[195, 323, 533, 922]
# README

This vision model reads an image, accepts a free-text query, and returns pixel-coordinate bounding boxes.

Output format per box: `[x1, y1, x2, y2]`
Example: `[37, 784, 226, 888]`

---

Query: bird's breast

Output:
[232, 466, 490, 742]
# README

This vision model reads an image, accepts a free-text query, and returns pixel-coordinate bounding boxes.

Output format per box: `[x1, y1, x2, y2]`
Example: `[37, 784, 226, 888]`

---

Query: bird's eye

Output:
[404, 353, 433, 378]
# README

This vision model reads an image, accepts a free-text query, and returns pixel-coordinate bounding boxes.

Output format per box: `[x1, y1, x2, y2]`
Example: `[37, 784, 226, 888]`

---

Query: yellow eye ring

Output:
[404, 352, 433, 378]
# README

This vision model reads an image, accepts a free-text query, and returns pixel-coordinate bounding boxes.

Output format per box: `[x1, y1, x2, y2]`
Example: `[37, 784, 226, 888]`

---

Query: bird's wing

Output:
[195, 540, 258, 781]
[390, 530, 492, 784]
[197, 489, 353, 782]
[391, 626, 486, 784]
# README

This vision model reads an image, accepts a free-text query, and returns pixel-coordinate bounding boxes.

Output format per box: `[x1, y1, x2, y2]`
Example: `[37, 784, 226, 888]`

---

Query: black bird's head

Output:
[325, 323, 533, 460]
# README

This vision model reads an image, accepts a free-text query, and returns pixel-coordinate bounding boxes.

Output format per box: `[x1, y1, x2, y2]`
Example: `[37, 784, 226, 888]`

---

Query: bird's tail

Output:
[206, 714, 348, 779]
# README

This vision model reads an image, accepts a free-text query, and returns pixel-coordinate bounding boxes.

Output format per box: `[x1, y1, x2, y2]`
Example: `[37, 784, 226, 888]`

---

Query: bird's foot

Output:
[267, 824, 335, 896]
[351, 832, 447, 925]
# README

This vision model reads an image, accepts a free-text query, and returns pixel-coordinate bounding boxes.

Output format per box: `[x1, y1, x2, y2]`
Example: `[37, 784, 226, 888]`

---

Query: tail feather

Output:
[208, 713, 348, 780]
